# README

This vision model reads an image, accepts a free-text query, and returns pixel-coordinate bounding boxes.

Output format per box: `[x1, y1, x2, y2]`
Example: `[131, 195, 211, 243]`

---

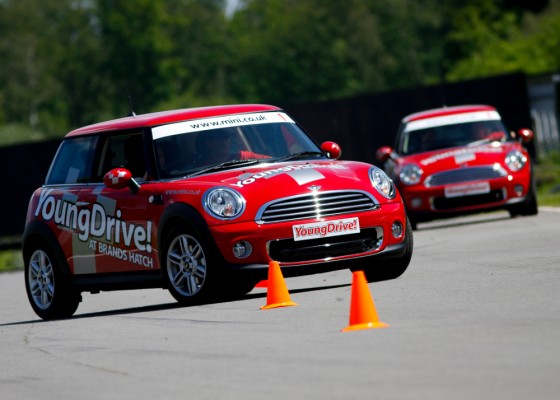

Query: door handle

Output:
[76, 201, 90, 207]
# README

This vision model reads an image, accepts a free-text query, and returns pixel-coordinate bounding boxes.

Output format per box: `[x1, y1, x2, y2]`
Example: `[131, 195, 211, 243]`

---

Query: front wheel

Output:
[24, 246, 81, 320]
[509, 182, 538, 217]
[162, 223, 222, 305]
[363, 218, 413, 282]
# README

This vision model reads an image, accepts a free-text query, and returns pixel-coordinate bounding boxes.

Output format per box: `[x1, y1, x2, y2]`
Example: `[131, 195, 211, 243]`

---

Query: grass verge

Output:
[535, 151, 560, 207]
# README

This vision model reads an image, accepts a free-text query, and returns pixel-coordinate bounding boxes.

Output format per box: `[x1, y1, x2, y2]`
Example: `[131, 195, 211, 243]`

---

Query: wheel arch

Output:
[22, 220, 71, 276]
[157, 202, 218, 268]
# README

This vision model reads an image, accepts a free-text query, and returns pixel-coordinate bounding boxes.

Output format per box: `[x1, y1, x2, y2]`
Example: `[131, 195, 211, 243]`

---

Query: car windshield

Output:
[398, 119, 511, 155]
[151, 112, 322, 178]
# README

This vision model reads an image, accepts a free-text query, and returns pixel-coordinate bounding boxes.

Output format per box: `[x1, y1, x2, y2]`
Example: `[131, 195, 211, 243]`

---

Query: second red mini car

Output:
[376, 104, 538, 229]
[23, 104, 412, 319]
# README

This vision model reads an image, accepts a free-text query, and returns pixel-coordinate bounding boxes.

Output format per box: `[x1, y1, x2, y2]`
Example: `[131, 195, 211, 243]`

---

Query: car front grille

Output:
[256, 191, 378, 224]
[424, 165, 507, 187]
[268, 227, 383, 262]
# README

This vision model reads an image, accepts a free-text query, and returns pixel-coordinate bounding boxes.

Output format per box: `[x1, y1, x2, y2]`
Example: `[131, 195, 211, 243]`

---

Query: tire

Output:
[162, 222, 222, 305]
[24, 245, 81, 320]
[509, 170, 538, 218]
[409, 216, 418, 231]
[363, 218, 413, 282]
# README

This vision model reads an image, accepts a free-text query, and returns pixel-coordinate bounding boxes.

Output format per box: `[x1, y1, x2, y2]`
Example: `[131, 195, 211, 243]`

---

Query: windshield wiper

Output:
[188, 159, 260, 177]
[276, 151, 324, 162]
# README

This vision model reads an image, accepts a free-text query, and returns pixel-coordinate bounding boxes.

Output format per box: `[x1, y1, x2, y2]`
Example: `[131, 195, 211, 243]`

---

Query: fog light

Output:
[392, 221, 403, 238]
[410, 197, 422, 208]
[233, 241, 252, 259]
[514, 184, 524, 196]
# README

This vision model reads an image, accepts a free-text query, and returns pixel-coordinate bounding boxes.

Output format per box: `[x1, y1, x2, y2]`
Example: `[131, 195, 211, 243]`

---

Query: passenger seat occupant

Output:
[195, 129, 270, 166]
[123, 135, 146, 178]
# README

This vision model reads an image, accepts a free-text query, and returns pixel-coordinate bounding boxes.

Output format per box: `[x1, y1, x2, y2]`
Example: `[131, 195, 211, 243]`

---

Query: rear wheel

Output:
[24, 245, 81, 320]
[363, 218, 413, 282]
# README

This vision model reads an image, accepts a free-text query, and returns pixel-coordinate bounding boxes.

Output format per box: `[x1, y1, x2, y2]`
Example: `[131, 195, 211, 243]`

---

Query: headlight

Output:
[370, 167, 396, 199]
[204, 188, 245, 219]
[399, 164, 423, 185]
[505, 150, 527, 172]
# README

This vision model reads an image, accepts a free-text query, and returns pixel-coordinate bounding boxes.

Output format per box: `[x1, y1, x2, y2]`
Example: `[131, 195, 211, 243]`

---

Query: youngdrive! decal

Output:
[292, 217, 360, 242]
[420, 145, 503, 166]
[35, 190, 152, 253]
[231, 163, 347, 188]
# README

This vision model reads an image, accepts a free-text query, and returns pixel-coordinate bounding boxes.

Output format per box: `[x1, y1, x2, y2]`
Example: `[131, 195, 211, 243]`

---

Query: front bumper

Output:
[401, 173, 531, 215]
[207, 202, 407, 273]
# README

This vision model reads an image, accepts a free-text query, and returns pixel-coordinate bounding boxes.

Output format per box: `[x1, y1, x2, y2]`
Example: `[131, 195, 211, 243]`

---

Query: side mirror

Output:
[516, 128, 534, 144]
[376, 146, 394, 162]
[321, 141, 342, 160]
[103, 168, 140, 194]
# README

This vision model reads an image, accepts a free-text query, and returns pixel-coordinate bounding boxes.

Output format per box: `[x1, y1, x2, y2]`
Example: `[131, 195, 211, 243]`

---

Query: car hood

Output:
[189, 159, 377, 194]
[164, 160, 394, 222]
[398, 141, 522, 176]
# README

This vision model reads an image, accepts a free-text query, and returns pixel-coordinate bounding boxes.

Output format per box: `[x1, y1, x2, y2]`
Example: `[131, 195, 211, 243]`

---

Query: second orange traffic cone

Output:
[342, 270, 389, 332]
[260, 261, 298, 310]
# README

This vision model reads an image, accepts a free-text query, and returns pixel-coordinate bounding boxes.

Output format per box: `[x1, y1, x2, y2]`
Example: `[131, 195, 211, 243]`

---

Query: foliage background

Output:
[1, 0, 560, 144]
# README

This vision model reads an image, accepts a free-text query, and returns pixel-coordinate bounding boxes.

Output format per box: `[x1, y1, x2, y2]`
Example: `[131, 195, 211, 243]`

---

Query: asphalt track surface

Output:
[1, 208, 559, 400]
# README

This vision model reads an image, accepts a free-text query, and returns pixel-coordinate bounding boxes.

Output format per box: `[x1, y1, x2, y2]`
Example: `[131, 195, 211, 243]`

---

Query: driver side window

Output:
[96, 133, 146, 181]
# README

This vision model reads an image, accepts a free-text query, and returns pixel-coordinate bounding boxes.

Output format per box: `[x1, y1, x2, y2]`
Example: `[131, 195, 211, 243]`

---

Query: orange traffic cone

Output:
[342, 270, 389, 332]
[260, 261, 298, 310]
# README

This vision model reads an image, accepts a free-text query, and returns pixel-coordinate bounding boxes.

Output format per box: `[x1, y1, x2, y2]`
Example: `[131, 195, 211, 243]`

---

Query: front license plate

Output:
[292, 217, 360, 242]
[444, 181, 491, 198]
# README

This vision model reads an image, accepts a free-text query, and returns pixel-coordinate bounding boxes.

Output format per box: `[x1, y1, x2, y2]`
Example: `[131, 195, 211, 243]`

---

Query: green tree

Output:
[96, 0, 174, 116]
[443, 0, 560, 80]
[0, 0, 63, 135]
[1, 0, 559, 145]
[0, 0, 106, 139]
[226, 0, 447, 105]
[156, 0, 233, 109]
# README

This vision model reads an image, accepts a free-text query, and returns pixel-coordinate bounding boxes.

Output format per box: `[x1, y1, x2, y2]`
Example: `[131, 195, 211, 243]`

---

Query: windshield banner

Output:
[153, 112, 295, 139]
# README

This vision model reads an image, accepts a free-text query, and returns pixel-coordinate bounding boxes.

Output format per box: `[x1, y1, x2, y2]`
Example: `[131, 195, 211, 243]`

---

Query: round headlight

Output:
[204, 188, 245, 219]
[399, 164, 423, 185]
[370, 167, 396, 199]
[505, 150, 527, 172]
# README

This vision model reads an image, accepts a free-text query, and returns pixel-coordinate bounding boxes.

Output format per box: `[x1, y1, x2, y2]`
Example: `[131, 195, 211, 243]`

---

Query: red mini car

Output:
[376, 104, 538, 229]
[23, 104, 412, 319]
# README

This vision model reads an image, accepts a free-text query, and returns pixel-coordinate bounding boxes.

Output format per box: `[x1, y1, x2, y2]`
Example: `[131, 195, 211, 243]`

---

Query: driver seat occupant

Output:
[123, 135, 146, 178]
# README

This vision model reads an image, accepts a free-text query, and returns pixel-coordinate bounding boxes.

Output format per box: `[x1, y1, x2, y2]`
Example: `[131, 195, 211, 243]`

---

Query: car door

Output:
[37, 135, 98, 275]
[73, 131, 158, 274]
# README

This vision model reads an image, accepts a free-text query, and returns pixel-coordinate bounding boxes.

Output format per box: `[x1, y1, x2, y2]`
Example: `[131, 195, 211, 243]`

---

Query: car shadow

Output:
[0, 283, 350, 326]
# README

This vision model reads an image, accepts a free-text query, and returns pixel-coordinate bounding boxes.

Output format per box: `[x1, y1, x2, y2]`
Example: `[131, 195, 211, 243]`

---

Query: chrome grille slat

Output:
[265, 197, 371, 215]
[425, 165, 507, 187]
[257, 191, 378, 223]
